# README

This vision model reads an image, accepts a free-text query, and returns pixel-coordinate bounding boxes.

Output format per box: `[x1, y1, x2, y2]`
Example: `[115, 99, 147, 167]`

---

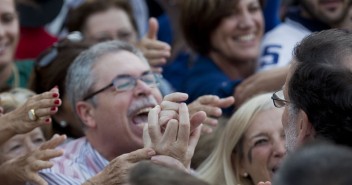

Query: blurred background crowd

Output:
[0, 0, 352, 184]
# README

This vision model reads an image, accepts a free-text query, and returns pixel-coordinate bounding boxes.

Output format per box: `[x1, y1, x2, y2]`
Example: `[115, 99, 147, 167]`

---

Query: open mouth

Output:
[271, 166, 278, 174]
[131, 107, 153, 129]
[236, 34, 255, 42]
[232, 33, 259, 48]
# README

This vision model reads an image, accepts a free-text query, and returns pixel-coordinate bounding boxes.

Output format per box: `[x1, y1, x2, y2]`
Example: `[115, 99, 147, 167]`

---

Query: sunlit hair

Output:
[66, 40, 149, 111]
[66, 0, 138, 34]
[197, 93, 275, 185]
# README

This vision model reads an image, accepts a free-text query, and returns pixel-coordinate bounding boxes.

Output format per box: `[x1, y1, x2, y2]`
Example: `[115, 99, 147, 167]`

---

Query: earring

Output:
[242, 172, 248, 177]
[60, 120, 67, 127]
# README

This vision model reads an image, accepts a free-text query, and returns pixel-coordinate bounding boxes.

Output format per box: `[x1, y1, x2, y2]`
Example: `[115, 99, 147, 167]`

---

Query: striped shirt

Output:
[39, 137, 109, 185]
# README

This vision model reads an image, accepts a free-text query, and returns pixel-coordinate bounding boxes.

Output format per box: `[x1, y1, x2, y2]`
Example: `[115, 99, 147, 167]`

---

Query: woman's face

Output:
[210, 0, 263, 62]
[239, 108, 286, 184]
[0, 0, 19, 68]
[84, 8, 138, 44]
[0, 128, 45, 163]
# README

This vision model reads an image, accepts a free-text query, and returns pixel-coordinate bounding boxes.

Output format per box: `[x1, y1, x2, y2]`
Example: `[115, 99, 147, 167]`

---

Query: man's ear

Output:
[297, 110, 315, 146]
[76, 101, 97, 129]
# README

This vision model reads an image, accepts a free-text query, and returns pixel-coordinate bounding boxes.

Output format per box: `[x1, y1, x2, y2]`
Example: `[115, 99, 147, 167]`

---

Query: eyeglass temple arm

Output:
[83, 83, 113, 101]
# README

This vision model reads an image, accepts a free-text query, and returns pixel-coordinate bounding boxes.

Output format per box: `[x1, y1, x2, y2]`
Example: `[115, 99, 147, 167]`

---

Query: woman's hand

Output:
[188, 95, 234, 133]
[5, 87, 61, 135]
[0, 87, 62, 145]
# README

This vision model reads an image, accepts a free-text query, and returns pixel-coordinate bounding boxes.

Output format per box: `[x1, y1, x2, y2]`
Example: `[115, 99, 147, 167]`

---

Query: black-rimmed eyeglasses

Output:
[271, 90, 290, 108]
[83, 71, 160, 101]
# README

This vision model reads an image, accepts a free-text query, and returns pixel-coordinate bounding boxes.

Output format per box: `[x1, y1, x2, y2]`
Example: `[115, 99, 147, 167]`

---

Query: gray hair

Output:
[65, 40, 148, 112]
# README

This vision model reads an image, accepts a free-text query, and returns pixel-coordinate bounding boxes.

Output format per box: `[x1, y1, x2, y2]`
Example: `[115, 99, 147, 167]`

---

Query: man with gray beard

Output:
[271, 29, 352, 152]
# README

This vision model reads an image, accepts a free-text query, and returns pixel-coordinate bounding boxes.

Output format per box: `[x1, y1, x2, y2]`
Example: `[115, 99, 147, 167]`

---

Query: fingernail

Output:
[52, 93, 59, 98]
[54, 100, 60, 105]
[51, 107, 57, 111]
[45, 118, 51, 123]
[147, 149, 156, 156]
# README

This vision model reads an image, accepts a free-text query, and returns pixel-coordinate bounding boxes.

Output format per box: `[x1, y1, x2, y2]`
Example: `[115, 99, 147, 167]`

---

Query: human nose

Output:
[273, 139, 286, 158]
[238, 11, 255, 29]
[133, 79, 153, 97]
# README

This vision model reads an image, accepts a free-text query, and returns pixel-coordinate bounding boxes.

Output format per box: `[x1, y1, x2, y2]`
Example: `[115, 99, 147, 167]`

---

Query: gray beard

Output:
[285, 105, 299, 153]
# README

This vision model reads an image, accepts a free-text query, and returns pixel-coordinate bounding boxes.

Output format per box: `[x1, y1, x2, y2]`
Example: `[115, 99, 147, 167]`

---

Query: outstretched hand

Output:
[159, 92, 206, 133]
[0, 134, 66, 185]
[188, 95, 234, 133]
[235, 66, 287, 107]
[84, 148, 156, 185]
[0, 87, 62, 145]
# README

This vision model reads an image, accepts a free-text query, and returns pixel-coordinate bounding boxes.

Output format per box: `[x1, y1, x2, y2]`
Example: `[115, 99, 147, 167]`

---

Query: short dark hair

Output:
[288, 29, 352, 147]
[273, 141, 352, 185]
[66, 0, 138, 34]
[30, 39, 92, 99]
[180, 0, 238, 55]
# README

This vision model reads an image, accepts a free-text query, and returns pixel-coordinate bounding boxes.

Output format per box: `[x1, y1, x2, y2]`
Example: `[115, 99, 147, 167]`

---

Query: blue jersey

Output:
[257, 8, 329, 71]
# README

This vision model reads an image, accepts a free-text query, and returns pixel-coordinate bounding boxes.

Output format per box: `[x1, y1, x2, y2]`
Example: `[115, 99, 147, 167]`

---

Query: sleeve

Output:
[257, 28, 294, 71]
[257, 23, 309, 71]
[184, 74, 241, 116]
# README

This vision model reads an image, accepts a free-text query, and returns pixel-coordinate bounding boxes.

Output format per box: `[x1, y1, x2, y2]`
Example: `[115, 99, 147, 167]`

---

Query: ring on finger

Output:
[28, 109, 39, 121]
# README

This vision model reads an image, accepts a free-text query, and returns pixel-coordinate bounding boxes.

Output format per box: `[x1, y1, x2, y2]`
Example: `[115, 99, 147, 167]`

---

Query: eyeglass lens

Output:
[113, 73, 158, 91]
[273, 90, 286, 108]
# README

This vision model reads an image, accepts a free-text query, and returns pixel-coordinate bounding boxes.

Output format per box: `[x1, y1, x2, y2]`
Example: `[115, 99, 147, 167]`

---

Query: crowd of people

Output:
[0, 0, 352, 184]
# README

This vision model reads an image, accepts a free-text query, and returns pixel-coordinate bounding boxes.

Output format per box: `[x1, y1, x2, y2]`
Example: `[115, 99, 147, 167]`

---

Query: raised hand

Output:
[138, 17, 171, 73]
[0, 134, 66, 185]
[0, 87, 62, 145]
[144, 104, 202, 169]
[159, 92, 206, 133]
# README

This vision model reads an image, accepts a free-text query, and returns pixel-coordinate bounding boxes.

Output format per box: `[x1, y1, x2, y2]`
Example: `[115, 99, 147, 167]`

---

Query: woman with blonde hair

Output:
[197, 93, 286, 185]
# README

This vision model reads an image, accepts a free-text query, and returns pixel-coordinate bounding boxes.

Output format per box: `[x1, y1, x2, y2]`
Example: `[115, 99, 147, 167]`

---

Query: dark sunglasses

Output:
[35, 31, 83, 68]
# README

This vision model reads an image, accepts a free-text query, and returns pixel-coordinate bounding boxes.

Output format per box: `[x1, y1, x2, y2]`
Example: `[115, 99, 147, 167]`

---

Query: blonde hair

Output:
[0, 88, 35, 114]
[197, 93, 276, 185]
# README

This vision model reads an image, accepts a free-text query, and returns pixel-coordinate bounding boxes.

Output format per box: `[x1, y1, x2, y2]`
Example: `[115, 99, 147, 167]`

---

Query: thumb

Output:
[125, 148, 156, 163]
[40, 134, 66, 150]
[147, 17, 159, 40]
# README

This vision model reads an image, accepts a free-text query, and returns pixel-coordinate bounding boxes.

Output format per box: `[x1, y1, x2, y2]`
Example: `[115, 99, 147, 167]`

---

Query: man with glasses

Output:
[38, 40, 207, 184]
[271, 29, 352, 152]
